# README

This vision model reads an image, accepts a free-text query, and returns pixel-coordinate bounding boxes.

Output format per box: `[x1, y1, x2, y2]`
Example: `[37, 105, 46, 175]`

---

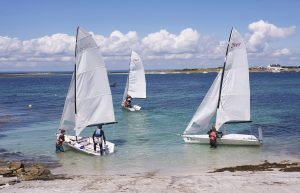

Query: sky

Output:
[0, 0, 299, 71]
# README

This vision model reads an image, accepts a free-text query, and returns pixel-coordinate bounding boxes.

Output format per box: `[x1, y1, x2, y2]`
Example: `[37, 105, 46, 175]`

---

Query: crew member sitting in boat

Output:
[124, 95, 133, 108]
[92, 125, 106, 155]
[56, 129, 65, 152]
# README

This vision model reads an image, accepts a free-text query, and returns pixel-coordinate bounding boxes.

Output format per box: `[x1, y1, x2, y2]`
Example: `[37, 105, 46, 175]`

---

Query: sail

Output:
[121, 77, 129, 106]
[126, 51, 146, 99]
[59, 73, 75, 131]
[76, 28, 98, 56]
[215, 28, 250, 130]
[60, 27, 116, 136]
[183, 72, 222, 135]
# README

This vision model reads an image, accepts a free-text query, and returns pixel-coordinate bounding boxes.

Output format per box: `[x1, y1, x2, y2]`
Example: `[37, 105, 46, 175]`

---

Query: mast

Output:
[74, 26, 79, 114]
[217, 27, 233, 108]
[126, 50, 132, 97]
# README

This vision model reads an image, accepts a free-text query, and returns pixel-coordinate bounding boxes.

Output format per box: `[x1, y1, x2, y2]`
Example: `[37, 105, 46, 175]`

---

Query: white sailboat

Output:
[59, 27, 116, 155]
[182, 28, 263, 146]
[121, 51, 146, 111]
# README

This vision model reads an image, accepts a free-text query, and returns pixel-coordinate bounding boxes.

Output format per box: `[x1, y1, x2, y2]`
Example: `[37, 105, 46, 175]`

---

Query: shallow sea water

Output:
[0, 72, 299, 175]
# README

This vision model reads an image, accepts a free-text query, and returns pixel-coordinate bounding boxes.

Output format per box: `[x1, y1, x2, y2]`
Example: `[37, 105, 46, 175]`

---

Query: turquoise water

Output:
[0, 72, 300, 175]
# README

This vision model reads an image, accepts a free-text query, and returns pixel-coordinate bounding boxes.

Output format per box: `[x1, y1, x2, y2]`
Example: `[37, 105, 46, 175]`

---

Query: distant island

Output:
[146, 65, 300, 74]
[1, 65, 299, 77]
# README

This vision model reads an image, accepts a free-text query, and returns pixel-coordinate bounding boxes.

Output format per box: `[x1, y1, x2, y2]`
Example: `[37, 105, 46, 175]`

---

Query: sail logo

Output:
[231, 42, 241, 49]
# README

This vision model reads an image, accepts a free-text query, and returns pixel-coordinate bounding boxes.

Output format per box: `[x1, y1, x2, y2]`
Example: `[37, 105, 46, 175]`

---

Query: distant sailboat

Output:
[121, 51, 146, 111]
[182, 28, 263, 146]
[59, 27, 116, 155]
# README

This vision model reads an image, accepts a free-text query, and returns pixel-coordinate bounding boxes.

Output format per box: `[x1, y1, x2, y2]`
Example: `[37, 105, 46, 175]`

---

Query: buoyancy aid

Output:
[94, 129, 103, 137]
[209, 131, 216, 141]
[56, 134, 64, 145]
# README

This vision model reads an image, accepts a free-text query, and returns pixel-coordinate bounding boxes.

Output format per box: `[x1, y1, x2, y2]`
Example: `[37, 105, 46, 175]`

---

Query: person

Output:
[207, 125, 217, 148]
[124, 95, 132, 108]
[92, 125, 106, 155]
[56, 129, 65, 152]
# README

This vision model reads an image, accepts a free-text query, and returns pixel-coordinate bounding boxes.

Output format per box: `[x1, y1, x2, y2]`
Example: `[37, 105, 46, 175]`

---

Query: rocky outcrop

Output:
[0, 160, 55, 187]
[19, 164, 52, 181]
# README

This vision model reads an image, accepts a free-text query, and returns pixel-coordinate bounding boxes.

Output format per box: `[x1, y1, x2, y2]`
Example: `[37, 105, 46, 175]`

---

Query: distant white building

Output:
[267, 64, 282, 73]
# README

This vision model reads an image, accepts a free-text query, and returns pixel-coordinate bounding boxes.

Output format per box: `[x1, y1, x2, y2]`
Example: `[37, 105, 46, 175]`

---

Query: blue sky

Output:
[0, 0, 299, 71]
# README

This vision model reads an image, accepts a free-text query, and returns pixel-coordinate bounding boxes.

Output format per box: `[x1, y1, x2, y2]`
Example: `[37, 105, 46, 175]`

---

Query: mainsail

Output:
[215, 28, 250, 130]
[183, 28, 250, 134]
[122, 51, 146, 104]
[60, 27, 116, 136]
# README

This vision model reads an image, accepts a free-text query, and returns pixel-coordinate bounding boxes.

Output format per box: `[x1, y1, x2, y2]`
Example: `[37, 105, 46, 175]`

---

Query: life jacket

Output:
[94, 129, 103, 138]
[209, 131, 216, 140]
[56, 134, 64, 145]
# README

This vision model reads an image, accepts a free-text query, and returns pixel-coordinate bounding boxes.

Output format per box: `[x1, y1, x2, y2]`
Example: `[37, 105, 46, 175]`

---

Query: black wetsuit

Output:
[92, 129, 106, 155]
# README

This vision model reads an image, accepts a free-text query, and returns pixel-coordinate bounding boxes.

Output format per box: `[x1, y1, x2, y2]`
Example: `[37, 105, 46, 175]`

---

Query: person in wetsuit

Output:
[92, 125, 106, 155]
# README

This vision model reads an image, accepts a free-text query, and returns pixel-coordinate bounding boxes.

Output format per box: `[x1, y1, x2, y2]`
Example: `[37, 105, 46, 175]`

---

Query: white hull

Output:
[63, 135, 115, 156]
[122, 105, 141, 112]
[182, 134, 261, 146]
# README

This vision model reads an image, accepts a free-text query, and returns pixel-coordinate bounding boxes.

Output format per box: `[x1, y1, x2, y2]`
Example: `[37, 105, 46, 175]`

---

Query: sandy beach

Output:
[1, 170, 299, 193]
[2, 160, 300, 193]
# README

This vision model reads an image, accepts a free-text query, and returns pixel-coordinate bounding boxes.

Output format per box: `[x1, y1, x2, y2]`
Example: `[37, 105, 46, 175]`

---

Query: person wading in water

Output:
[207, 125, 217, 148]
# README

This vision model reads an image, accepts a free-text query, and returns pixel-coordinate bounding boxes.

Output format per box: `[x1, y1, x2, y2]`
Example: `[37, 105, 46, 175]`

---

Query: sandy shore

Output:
[1, 170, 299, 193]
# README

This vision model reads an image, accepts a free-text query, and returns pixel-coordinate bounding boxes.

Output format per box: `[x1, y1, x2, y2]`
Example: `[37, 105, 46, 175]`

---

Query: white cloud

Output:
[247, 20, 296, 52]
[0, 21, 298, 71]
[95, 30, 140, 56]
[142, 28, 199, 55]
[272, 48, 291, 56]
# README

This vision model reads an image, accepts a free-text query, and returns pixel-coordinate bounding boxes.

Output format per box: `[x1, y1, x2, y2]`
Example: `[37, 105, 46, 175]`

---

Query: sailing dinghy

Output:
[182, 28, 263, 146]
[121, 51, 146, 111]
[59, 27, 116, 155]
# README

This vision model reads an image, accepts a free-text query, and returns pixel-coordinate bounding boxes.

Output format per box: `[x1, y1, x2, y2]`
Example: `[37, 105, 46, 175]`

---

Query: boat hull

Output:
[63, 135, 115, 156]
[122, 105, 141, 112]
[182, 134, 261, 146]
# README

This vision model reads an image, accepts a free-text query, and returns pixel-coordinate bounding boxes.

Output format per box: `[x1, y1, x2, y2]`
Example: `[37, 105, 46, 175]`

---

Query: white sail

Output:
[60, 27, 115, 136]
[215, 28, 250, 130]
[183, 72, 222, 135]
[121, 77, 129, 106]
[125, 51, 146, 99]
[59, 73, 75, 131]
[76, 28, 98, 55]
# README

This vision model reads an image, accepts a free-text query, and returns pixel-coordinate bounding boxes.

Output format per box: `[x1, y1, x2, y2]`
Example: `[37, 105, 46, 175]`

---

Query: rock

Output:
[0, 167, 13, 177]
[0, 160, 54, 181]
[19, 164, 52, 181]
[8, 161, 24, 171]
